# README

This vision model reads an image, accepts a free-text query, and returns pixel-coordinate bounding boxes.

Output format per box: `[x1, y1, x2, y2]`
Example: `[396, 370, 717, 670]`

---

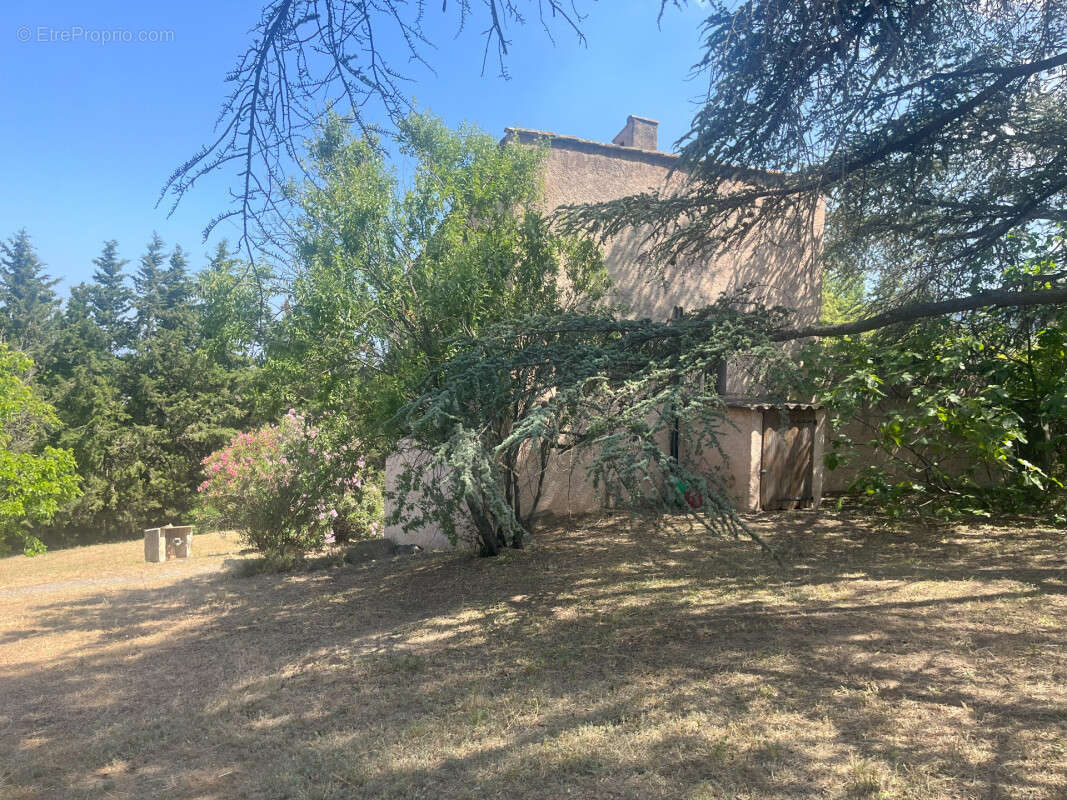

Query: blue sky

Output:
[0, 1, 712, 292]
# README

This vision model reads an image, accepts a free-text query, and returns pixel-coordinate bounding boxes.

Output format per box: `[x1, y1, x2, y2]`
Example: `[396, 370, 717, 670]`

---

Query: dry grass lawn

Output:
[1, 513, 1065, 799]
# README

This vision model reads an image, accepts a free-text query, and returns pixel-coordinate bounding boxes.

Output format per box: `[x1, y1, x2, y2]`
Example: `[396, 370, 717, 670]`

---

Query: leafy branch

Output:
[160, 0, 591, 262]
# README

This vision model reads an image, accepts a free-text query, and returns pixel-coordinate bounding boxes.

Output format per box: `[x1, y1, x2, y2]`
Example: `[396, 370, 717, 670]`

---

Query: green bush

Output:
[195, 411, 383, 559]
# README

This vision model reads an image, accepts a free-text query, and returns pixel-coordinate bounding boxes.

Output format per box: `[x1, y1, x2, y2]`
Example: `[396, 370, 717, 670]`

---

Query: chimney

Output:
[612, 115, 659, 151]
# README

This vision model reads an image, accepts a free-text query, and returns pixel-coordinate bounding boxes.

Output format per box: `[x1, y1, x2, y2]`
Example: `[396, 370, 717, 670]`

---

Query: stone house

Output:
[386, 115, 826, 550]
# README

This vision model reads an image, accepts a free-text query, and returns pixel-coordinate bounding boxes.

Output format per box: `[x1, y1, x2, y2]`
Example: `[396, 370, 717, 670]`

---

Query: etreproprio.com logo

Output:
[16, 25, 175, 44]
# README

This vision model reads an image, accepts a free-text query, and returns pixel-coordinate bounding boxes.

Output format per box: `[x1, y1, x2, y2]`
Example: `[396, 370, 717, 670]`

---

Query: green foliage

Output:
[820, 272, 865, 326]
[392, 296, 792, 556]
[0, 229, 60, 363]
[0, 230, 273, 548]
[195, 411, 382, 561]
[197, 242, 273, 366]
[89, 240, 133, 351]
[266, 112, 610, 554]
[563, 1, 1067, 312]
[133, 232, 167, 340]
[120, 324, 259, 529]
[804, 249, 1067, 520]
[46, 287, 138, 540]
[273, 111, 610, 445]
[0, 345, 81, 556]
[269, 111, 608, 452]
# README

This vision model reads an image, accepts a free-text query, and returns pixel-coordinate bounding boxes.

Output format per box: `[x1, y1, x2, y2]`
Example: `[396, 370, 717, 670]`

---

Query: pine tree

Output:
[0, 230, 60, 361]
[89, 240, 132, 352]
[123, 239, 261, 529]
[133, 233, 166, 339]
[159, 245, 193, 330]
[1, 230, 268, 546]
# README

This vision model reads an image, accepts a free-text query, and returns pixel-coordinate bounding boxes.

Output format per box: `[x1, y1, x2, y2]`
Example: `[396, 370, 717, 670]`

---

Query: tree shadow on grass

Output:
[2, 512, 1065, 799]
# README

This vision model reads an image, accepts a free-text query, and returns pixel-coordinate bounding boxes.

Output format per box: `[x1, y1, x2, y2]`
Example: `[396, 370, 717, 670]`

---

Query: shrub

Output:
[195, 410, 383, 559]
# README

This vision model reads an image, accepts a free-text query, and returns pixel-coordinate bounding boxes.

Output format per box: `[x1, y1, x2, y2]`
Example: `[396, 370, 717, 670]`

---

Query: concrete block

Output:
[144, 528, 166, 562]
[171, 526, 193, 558]
[162, 525, 193, 559]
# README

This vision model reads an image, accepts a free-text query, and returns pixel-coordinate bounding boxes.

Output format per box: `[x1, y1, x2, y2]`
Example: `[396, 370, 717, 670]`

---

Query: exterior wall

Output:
[823, 405, 995, 494]
[824, 415, 876, 494]
[512, 130, 825, 332]
[386, 405, 777, 547]
[515, 131, 824, 512]
[515, 445, 602, 518]
[683, 407, 764, 513]
[384, 442, 477, 552]
[514, 406, 767, 517]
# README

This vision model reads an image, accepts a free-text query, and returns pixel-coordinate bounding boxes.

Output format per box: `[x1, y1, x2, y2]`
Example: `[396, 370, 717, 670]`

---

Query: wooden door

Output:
[759, 409, 815, 510]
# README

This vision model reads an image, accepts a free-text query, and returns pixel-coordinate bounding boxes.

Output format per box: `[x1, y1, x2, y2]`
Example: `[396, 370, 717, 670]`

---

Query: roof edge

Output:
[502, 127, 789, 186]
[502, 127, 681, 169]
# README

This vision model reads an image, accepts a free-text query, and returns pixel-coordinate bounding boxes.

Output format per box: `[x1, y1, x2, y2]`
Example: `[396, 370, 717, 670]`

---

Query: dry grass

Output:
[0, 531, 245, 592]
[1, 513, 1065, 799]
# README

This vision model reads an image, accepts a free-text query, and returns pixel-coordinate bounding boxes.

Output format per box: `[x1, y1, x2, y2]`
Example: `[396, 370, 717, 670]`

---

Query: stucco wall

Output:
[512, 131, 825, 331]
[386, 405, 826, 548]
[822, 406, 995, 494]
[386, 405, 777, 548]
[681, 407, 764, 513]
[511, 405, 765, 517]
[384, 442, 477, 552]
[515, 445, 602, 518]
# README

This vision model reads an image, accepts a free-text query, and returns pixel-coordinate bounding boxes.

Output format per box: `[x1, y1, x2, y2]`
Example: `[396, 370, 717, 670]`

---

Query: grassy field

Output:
[1, 513, 1065, 799]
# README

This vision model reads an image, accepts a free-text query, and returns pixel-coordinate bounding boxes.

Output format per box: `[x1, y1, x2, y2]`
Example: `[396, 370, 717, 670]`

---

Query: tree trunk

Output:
[466, 495, 502, 557]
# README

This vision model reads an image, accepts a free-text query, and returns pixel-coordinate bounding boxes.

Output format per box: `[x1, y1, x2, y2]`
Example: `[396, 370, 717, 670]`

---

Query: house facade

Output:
[506, 115, 824, 336]
[386, 115, 826, 550]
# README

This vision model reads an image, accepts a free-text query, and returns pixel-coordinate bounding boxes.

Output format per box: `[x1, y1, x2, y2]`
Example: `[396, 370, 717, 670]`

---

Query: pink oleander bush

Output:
[195, 410, 383, 560]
